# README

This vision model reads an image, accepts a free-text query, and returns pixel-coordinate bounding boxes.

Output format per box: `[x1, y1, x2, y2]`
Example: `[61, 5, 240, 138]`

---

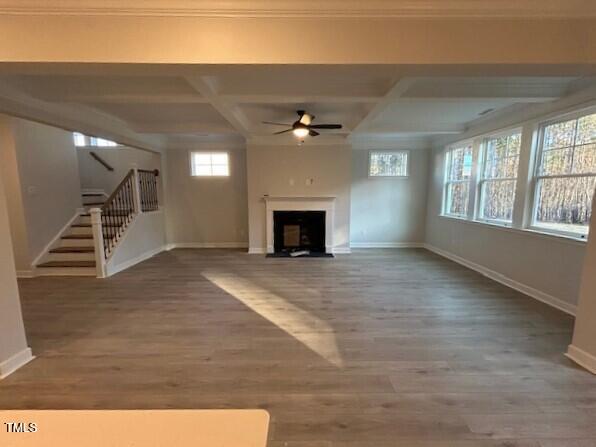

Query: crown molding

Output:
[0, 0, 592, 19]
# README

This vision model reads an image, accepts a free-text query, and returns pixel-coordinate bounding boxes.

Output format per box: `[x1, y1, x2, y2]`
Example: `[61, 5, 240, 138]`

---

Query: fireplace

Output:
[273, 211, 326, 254]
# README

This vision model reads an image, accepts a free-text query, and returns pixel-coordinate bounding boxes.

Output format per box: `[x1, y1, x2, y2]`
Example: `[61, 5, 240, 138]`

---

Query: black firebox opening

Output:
[273, 211, 326, 254]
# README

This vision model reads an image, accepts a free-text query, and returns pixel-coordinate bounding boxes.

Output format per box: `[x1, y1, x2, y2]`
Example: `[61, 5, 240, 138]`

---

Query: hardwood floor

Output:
[1, 248, 595, 446]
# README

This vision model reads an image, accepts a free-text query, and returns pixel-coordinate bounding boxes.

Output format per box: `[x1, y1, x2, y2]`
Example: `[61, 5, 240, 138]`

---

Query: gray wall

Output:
[77, 145, 162, 199]
[247, 144, 351, 252]
[350, 148, 429, 245]
[0, 116, 82, 271]
[165, 145, 248, 245]
[0, 165, 31, 378]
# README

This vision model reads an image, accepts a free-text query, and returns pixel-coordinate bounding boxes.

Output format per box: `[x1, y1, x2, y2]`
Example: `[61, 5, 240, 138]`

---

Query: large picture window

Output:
[478, 130, 522, 223]
[533, 111, 596, 237]
[444, 143, 473, 217]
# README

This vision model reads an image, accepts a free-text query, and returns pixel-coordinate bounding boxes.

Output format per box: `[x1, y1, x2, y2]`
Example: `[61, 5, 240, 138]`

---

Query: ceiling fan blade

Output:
[309, 124, 343, 130]
[309, 130, 320, 137]
[274, 129, 293, 135]
[263, 121, 293, 126]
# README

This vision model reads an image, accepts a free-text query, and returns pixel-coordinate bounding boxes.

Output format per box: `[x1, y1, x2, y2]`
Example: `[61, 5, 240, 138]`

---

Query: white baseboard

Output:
[332, 247, 352, 254]
[566, 345, 596, 374]
[0, 347, 34, 379]
[248, 247, 266, 254]
[106, 245, 165, 276]
[350, 242, 424, 248]
[423, 243, 577, 316]
[16, 270, 35, 278]
[167, 242, 249, 250]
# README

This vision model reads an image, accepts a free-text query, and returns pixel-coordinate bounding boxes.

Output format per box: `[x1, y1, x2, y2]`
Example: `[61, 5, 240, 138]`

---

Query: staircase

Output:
[36, 192, 107, 275]
[34, 169, 159, 277]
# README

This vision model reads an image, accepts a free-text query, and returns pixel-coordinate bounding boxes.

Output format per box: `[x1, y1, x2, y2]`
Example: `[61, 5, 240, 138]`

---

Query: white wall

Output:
[77, 145, 162, 199]
[425, 95, 595, 311]
[165, 145, 248, 246]
[350, 148, 429, 246]
[0, 166, 32, 379]
[0, 116, 82, 271]
[106, 210, 166, 275]
[247, 144, 351, 252]
[568, 192, 596, 373]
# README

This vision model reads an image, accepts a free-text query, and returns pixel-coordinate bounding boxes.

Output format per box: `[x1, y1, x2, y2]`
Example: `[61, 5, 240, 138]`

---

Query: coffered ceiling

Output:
[0, 66, 593, 150]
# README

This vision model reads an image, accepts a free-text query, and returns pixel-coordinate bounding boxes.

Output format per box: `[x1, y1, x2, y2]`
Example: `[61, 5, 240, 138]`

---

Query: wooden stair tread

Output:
[38, 261, 96, 268]
[50, 246, 95, 253]
[84, 202, 105, 206]
[82, 193, 104, 197]
[61, 234, 93, 239]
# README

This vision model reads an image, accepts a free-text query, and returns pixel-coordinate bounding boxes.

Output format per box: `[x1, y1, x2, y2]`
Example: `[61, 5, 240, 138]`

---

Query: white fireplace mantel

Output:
[263, 196, 336, 254]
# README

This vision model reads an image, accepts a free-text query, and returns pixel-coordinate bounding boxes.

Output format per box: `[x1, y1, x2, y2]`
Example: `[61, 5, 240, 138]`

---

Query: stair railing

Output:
[90, 167, 160, 278]
[138, 169, 160, 212]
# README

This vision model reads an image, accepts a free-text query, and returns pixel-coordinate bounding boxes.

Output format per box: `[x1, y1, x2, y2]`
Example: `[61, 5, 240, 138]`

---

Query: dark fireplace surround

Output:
[273, 211, 326, 254]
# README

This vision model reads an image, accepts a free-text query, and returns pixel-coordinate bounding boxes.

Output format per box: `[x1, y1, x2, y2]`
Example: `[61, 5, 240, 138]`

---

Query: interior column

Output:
[0, 165, 33, 379]
[567, 193, 596, 374]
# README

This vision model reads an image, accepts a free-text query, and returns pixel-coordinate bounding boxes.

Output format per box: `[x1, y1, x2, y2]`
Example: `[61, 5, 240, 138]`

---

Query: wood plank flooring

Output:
[1, 248, 595, 446]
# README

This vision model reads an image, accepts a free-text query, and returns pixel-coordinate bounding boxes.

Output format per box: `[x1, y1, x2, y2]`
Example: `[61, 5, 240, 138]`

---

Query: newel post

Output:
[132, 167, 142, 214]
[90, 208, 106, 278]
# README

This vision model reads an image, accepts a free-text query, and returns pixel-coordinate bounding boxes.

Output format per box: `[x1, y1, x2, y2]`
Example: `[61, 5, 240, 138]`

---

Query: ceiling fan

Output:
[263, 110, 342, 139]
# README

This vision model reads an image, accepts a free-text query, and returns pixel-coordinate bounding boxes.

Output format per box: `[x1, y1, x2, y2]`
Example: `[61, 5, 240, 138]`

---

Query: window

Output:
[190, 152, 229, 177]
[532, 111, 596, 237]
[73, 132, 117, 147]
[478, 130, 522, 223]
[444, 143, 473, 217]
[369, 151, 409, 177]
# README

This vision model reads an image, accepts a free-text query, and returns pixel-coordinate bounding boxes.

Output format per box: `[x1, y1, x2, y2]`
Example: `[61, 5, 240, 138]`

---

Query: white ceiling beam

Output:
[220, 94, 382, 104]
[184, 75, 250, 139]
[351, 77, 416, 134]
[398, 96, 559, 103]
[0, 81, 165, 151]
[132, 122, 236, 134]
[2, 1, 593, 18]
[51, 93, 210, 105]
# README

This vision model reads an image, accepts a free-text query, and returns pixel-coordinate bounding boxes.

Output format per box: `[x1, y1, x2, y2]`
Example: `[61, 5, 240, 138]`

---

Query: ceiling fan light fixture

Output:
[293, 127, 309, 138]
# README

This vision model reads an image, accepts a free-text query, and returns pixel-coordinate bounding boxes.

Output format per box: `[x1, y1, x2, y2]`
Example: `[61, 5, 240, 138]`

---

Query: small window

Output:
[73, 132, 86, 147]
[73, 132, 117, 147]
[190, 152, 230, 177]
[478, 130, 522, 224]
[532, 111, 596, 237]
[369, 151, 409, 177]
[444, 143, 474, 217]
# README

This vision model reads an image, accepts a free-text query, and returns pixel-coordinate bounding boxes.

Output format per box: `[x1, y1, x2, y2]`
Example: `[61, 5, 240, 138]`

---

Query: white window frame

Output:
[475, 128, 522, 226]
[189, 151, 230, 177]
[528, 108, 596, 240]
[368, 150, 410, 178]
[442, 141, 474, 219]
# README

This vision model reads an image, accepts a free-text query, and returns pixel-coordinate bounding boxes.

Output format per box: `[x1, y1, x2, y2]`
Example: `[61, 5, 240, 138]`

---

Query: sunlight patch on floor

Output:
[202, 271, 343, 367]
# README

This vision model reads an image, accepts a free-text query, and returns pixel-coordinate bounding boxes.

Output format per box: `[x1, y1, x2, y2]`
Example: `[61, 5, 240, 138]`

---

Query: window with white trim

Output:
[73, 132, 117, 147]
[478, 130, 522, 223]
[443, 143, 473, 217]
[190, 152, 230, 177]
[368, 151, 409, 177]
[532, 111, 596, 237]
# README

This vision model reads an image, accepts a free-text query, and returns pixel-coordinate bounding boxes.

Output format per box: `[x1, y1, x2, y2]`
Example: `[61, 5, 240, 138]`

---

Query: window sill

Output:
[437, 214, 587, 246]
